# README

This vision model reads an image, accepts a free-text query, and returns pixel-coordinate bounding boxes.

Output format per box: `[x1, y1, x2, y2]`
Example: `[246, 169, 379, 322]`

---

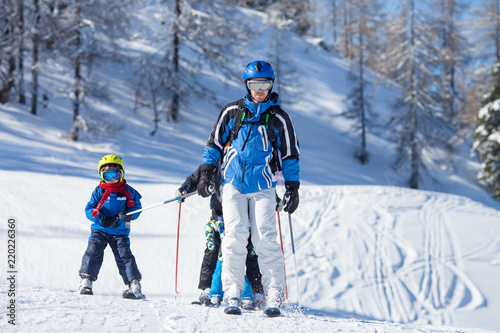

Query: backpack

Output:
[225, 98, 282, 172]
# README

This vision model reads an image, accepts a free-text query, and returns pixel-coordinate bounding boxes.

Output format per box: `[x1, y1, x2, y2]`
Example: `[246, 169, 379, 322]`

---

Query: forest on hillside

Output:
[1, 0, 500, 194]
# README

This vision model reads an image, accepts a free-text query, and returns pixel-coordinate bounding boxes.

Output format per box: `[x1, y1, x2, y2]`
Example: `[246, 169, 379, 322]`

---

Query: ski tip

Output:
[224, 306, 242, 315]
[263, 307, 281, 317]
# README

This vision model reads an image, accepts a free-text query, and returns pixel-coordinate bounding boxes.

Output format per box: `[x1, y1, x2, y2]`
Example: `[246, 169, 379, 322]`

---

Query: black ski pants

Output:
[198, 233, 263, 294]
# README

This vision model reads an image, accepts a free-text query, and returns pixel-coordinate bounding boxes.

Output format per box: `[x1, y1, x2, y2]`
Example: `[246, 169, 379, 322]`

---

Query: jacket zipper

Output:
[241, 127, 252, 183]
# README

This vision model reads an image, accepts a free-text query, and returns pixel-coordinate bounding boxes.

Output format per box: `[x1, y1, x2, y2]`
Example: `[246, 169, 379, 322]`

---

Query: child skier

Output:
[207, 216, 262, 311]
[78, 154, 145, 299]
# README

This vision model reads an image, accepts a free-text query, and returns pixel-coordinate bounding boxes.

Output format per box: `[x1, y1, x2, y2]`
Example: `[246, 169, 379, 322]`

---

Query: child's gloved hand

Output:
[175, 187, 187, 202]
[101, 215, 119, 228]
[118, 211, 133, 222]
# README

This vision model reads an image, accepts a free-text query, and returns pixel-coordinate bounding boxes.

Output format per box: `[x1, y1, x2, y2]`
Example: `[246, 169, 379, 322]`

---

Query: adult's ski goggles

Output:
[246, 79, 273, 92]
[101, 169, 123, 182]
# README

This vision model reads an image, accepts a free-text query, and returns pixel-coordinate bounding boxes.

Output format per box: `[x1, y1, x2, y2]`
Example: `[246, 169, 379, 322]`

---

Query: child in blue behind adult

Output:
[78, 154, 145, 299]
[205, 216, 260, 310]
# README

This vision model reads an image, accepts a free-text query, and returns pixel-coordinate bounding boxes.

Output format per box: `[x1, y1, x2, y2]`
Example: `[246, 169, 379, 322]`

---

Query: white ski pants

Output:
[221, 184, 285, 303]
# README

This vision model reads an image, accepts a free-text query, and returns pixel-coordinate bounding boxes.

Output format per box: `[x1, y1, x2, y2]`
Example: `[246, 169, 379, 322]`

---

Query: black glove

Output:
[101, 215, 119, 228]
[118, 211, 133, 222]
[197, 164, 215, 198]
[283, 181, 300, 214]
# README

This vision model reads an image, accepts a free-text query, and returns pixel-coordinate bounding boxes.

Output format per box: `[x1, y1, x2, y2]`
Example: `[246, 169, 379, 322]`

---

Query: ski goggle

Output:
[246, 80, 273, 92]
[101, 169, 122, 181]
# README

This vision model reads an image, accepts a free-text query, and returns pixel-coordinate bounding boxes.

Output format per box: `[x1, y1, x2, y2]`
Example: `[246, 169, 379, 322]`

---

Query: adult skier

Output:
[197, 60, 300, 316]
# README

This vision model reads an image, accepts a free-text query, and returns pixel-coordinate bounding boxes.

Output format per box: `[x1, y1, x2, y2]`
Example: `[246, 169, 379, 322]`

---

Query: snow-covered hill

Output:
[0, 173, 498, 332]
[1, 5, 499, 333]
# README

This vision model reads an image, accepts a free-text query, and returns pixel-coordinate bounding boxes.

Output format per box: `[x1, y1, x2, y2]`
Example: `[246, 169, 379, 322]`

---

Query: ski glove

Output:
[197, 164, 215, 198]
[101, 215, 119, 228]
[276, 193, 284, 212]
[283, 181, 300, 214]
[175, 187, 187, 202]
[118, 211, 133, 222]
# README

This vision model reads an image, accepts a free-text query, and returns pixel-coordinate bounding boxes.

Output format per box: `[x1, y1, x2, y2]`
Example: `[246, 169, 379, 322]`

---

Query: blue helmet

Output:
[243, 61, 275, 81]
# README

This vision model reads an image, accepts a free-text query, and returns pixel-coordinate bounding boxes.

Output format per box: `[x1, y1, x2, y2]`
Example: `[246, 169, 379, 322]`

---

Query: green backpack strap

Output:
[227, 100, 282, 172]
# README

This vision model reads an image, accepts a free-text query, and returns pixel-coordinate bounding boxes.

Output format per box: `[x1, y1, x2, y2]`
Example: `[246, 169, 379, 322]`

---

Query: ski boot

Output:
[210, 295, 221, 307]
[79, 278, 93, 295]
[199, 288, 212, 306]
[241, 298, 255, 311]
[123, 279, 146, 299]
[252, 292, 266, 310]
[224, 297, 241, 315]
[264, 290, 283, 317]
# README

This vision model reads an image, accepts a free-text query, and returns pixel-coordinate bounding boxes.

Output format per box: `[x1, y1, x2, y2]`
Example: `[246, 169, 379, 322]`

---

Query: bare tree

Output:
[383, 0, 455, 189]
[69, 0, 83, 141]
[135, 0, 248, 127]
[30, 0, 40, 115]
[342, 0, 383, 164]
[17, 0, 26, 104]
[0, 0, 17, 104]
[170, 0, 181, 122]
[429, 0, 470, 134]
[472, 0, 500, 62]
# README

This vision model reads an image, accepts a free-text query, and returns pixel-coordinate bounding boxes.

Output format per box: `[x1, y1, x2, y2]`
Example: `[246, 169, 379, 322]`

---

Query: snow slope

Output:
[1, 5, 500, 333]
[0, 173, 498, 332]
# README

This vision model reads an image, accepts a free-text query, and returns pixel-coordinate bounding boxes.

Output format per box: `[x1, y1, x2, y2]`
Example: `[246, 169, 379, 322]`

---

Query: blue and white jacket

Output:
[84, 185, 142, 236]
[202, 92, 300, 194]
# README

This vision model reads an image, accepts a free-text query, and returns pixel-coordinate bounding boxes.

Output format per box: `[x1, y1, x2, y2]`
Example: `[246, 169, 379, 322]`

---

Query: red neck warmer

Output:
[91, 180, 135, 218]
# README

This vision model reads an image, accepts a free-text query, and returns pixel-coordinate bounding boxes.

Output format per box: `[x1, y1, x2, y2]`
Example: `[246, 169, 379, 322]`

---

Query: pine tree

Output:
[472, 62, 500, 199]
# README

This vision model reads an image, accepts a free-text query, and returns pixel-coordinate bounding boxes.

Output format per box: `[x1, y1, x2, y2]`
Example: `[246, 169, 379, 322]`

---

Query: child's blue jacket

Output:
[85, 184, 142, 236]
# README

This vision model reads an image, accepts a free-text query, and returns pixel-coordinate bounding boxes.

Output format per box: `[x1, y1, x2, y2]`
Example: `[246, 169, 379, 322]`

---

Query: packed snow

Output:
[1, 5, 500, 333]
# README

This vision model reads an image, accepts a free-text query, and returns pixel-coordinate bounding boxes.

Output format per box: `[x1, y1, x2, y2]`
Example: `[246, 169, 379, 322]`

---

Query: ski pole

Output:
[175, 201, 182, 300]
[288, 213, 303, 310]
[126, 191, 197, 216]
[277, 211, 288, 300]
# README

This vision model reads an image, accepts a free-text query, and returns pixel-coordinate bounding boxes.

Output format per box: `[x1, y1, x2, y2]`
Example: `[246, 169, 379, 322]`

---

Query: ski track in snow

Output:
[294, 187, 488, 327]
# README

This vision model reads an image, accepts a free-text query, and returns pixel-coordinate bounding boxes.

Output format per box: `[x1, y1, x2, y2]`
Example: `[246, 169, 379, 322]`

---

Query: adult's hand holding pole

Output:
[125, 191, 197, 216]
[283, 181, 299, 214]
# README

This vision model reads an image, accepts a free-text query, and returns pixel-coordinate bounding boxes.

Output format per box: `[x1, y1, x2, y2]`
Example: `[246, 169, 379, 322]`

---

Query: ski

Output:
[263, 307, 281, 317]
[224, 306, 242, 315]
[191, 300, 215, 306]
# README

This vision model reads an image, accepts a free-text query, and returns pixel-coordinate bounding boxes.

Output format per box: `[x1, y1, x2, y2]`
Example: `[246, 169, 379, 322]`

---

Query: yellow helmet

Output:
[98, 154, 125, 173]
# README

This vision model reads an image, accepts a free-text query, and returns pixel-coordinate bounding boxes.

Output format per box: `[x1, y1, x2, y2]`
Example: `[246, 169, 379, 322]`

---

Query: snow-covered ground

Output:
[1, 5, 500, 333]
